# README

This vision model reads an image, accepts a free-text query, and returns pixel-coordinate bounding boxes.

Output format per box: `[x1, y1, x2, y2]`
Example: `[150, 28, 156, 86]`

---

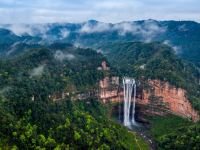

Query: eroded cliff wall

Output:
[98, 76, 199, 122]
[138, 80, 199, 122]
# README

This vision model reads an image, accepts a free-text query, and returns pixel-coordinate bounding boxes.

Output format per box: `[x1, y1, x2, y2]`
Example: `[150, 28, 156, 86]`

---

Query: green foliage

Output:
[0, 43, 106, 117]
[149, 115, 192, 139]
[0, 44, 149, 149]
[149, 115, 200, 150]
[101, 42, 200, 112]
[0, 99, 147, 149]
[101, 42, 200, 149]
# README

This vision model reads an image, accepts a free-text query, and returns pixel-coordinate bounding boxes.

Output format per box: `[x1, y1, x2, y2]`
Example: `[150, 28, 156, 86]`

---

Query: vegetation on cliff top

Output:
[100, 42, 200, 111]
[0, 43, 149, 149]
[101, 41, 200, 149]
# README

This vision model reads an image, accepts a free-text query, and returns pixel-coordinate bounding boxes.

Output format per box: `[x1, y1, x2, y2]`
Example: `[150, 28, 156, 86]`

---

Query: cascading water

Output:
[123, 77, 137, 126]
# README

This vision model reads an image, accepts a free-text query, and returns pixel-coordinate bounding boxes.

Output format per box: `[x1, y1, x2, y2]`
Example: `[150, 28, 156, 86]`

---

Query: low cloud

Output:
[141, 20, 166, 42]
[163, 40, 181, 54]
[79, 22, 111, 33]
[114, 20, 166, 42]
[30, 65, 45, 77]
[6, 42, 20, 56]
[1, 24, 50, 38]
[60, 28, 70, 39]
[73, 42, 82, 48]
[5, 24, 33, 36]
[54, 50, 75, 61]
[97, 48, 104, 54]
[0, 0, 200, 24]
[114, 22, 138, 36]
[78, 20, 166, 42]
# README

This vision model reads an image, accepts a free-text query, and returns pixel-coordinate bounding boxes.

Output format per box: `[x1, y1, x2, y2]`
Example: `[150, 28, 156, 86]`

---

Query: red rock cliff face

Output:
[98, 61, 123, 103]
[97, 61, 199, 122]
[138, 80, 199, 122]
[98, 77, 199, 122]
[99, 77, 122, 103]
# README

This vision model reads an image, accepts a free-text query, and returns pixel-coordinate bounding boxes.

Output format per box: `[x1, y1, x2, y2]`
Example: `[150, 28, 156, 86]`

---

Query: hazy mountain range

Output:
[1, 19, 200, 65]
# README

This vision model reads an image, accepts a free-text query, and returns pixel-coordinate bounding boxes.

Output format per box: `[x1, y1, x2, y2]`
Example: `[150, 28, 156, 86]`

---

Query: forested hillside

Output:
[0, 43, 148, 149]
[1, 20, 200, 149]
[100, 42, 200, 110]
[100, 42, 200, 149]
[1, 20, 200, 65]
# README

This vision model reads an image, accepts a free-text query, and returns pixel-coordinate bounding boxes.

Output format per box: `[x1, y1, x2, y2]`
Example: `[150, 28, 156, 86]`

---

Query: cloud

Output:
[78, 19, 166, 42]
[73, 42, 82, 48]
[6, 42, 20, 56]
[114, 22, 138, 36]
[97, 49, 104, 54]
[0, 0, 200, 24]
[60, 28, 70, 39]
[30, 65, 45, 77]
[54, 50, 75, 61]
[172, 46, 181, 54]
[1, 24, 51, 38]
[140, 20, 166, 42]
[79, 22, 111, 33]
[4, 24, 33, 36]
[114, 20, 166, 41]
[163, 40, 181, 54]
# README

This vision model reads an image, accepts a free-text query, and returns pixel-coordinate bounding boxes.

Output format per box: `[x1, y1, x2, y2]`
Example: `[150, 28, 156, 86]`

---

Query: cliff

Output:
[50, 61, 199, 122]
[99, 76, 122, 103]
[98, 74, 199, 122]
[137, 79, 199, 122]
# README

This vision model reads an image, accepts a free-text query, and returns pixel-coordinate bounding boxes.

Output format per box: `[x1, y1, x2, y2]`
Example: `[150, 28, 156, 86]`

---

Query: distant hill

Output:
[1, 20, 200, 65]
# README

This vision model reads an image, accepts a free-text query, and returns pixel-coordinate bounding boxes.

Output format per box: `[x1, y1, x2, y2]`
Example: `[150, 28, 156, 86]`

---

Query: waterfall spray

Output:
[123, 77, 136, 126]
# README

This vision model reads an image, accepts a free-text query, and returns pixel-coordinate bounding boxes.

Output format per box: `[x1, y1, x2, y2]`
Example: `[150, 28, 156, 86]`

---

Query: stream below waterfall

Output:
[129, 124, 156, 150]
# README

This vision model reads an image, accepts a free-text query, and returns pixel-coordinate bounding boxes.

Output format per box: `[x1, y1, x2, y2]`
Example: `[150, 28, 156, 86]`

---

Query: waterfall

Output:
[123, 77, 136, 126]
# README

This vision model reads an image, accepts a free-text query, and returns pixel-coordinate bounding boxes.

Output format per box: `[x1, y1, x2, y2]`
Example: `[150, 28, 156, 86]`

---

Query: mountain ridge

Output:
[1, 19, 200, 65]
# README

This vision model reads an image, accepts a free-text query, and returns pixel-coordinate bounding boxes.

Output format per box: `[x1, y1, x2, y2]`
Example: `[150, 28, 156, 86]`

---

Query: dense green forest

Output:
[2, 20, 200, 66]
[1, 40, 200, 149]
[0, 43, 148, 149]
[0, 96, 149, 149]
[100, 42, 200, 149]
[149, 115, 200, 150]
[100, 42, 200, 111]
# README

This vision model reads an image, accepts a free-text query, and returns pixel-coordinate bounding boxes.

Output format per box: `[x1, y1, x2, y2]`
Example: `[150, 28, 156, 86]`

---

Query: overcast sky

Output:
[0, 0, 199, 24]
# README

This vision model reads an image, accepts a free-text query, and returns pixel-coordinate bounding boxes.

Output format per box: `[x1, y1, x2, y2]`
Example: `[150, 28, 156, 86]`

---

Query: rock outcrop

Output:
[137, 80, 199, 122]
[51, 61, 199, 122]
[98, 61, 123, 103]
[99, 76, 122, 103]
[98, 68, 199, 122]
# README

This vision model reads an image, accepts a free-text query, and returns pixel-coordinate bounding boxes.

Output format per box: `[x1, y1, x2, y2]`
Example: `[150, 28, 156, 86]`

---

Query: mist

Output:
[54, 50, 75, 61]
[30, 65, 45, 77]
